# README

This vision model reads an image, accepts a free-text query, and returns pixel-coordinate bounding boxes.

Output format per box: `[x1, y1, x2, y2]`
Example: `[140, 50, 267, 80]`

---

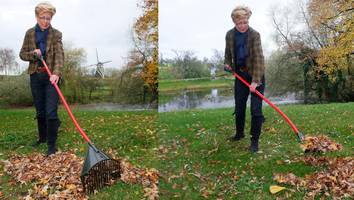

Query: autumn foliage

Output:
[133, 0, 158, 102]
[3, 152, 159, 199]
[272, 0, 353, 101]
[307, 0, 353, 101]
[300, 135, 343, 153]
[274, 156, 353, 199]
[3, 152, 87, 200]
[308, 0, 353, 81]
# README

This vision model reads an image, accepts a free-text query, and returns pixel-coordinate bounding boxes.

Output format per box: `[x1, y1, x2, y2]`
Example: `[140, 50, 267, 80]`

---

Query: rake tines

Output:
[80, 143, 121, 194]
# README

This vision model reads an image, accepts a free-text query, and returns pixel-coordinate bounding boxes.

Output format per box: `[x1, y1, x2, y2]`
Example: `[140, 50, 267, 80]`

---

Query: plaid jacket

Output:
[19, 26, 64, 76]
[224, 27, 264, 84]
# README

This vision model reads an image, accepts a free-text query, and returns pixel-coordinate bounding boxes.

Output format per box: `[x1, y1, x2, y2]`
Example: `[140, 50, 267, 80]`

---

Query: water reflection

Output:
[159, 88, 303, 112]
[72, 103, 154, 111]
[159, 88, 234, 112]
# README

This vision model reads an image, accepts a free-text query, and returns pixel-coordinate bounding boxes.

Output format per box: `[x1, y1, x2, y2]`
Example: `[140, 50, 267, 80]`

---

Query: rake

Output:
[39, 57, 121, 193]
[225, 65, 305, 142]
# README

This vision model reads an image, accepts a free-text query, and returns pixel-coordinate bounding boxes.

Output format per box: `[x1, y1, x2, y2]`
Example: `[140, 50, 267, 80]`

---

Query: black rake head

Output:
[80, 143, 121, 194]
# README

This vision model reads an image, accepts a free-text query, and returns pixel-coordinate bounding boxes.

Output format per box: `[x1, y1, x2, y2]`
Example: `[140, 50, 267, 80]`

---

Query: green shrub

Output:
[0, 75, 33, 106]
[111, 67, 147, 104]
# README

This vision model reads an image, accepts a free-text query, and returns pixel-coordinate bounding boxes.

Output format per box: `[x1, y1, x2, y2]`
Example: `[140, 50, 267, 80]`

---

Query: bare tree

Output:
[209, 49, 224, 73]
[0, 48, 18, 75]
[270, 1, 318, 102]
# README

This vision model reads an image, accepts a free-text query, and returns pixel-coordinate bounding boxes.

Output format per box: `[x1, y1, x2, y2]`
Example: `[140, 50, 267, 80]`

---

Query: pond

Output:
[159, 88, 303, 112]
[70, 103, 155, 111]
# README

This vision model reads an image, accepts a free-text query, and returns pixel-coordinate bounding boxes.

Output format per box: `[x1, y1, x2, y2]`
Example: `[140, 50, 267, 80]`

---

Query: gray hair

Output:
[231, 6, 252, 21]
[35, 2, 56, 17]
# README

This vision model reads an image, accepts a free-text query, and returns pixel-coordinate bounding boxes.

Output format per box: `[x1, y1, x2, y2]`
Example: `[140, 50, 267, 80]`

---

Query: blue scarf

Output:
[35, 24, 49, 58]
[234, 28, 248, 68]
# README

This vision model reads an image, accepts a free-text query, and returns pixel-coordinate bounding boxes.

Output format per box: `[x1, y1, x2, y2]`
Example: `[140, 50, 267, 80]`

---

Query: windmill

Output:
[85, 49, 112, 78]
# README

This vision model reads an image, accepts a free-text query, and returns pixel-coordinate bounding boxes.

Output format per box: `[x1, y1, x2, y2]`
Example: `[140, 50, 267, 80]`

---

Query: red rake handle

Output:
[227, 66, 304, 142]
[41, 58, 91, 143]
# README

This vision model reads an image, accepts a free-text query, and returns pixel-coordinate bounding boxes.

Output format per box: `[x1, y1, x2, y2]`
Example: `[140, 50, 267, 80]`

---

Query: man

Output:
[20, 2, 64, 155]
[224, 6, 265, 152]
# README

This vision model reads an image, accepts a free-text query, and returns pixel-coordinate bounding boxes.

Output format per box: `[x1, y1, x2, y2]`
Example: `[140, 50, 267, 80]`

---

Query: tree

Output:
[132, 0, 158, 103]
[171, 50, 209, 79]
[271, 4, 318, 102]
[307, 0, 353, 100]
[209, 49, 225, 75]
[110, 66, 146, 104]
[0, 48, 19, 75]
[61, 43, 88, 103]
[266, 50, 304, 96]
[158, 54, 176, 80]
[0, 48, 29, 105]
[271, 0, 353, 102]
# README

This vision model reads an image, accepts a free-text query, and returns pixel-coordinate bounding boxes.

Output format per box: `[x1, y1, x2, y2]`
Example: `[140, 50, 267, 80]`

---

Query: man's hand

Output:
[224, 65, 233, 73]
[33, 49, 42, 58]
[250, 82, 258, 93]
[50, 74, 60, 85]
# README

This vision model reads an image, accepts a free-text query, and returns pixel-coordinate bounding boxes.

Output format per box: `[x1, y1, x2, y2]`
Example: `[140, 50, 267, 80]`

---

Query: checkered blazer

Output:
[224, 27, 265, 84]
[19, 25, 64, 76]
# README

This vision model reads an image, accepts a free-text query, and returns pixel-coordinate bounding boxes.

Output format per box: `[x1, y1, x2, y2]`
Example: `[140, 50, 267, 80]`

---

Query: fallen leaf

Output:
[300, 135, 342, 153]
[2, 152, 87, 199]
[269, 185, 286, 194]
[274, 156, 353, 199]
[3, 152, 160, 199]
[276, 160, 284, 165]
[120, 159, 159, 200]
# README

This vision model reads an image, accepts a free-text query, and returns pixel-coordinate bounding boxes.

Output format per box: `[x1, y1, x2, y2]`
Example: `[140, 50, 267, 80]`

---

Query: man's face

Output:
[234, 17, 249, 33]
[36, 12, 52, 30]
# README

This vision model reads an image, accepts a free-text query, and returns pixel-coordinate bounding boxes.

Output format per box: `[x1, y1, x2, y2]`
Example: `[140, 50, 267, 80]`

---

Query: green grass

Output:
[159, 67, 177, 80]
[157, 102, 354, 199]
[1, 103, 353, 199]
[159, 77, 233, 92]
[0, 107, 158, 199]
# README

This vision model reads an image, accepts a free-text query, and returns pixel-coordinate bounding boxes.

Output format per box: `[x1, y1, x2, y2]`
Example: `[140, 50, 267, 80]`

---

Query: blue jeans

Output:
[234, 71, 265, 140]
[30, 72, 59, 120]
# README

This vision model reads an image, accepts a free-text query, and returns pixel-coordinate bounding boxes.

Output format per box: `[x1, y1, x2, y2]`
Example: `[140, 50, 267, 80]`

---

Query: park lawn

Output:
[0, 107, 158, 200]
[159, 77, 233, 93]
[157, 102, 353, 199]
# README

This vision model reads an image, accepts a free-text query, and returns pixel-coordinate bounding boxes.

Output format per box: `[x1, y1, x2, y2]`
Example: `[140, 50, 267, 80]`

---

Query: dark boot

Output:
[229, 131, 245, 141]
[229, 114, 245, 141]
[32, 117, 47, 147]
[47, 119, 60, 156]
[250, 139, 259, 152]
[249, 116, 263, 152]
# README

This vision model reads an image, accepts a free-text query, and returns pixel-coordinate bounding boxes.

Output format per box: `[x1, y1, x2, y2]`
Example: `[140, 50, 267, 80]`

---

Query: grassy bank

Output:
[1, 103, 353, 199]
[159, 77, 233, 93]
[0, 108, 158, 199]
[157, 102, 353, 199]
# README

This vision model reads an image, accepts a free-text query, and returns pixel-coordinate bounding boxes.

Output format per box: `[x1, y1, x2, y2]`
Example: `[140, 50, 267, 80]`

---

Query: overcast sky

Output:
[159, 0, 297, 60]
[0, 0, 139, 72]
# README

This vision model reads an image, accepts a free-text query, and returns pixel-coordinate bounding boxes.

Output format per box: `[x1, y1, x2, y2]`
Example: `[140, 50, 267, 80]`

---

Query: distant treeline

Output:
[0, 45, 154, 107]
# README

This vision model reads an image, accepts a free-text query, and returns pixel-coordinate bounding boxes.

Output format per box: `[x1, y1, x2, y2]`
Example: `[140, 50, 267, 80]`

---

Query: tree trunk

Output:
[303, 62, 310, 104]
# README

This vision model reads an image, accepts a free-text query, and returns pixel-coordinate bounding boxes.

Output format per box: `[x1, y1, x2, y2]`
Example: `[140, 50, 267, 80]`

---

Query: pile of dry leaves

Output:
[300, 135, 342, 153]
[273, 156, 353, 199]
[2, 152, 159, 199]
[120, 160, 159, 200]
[3, 152, 87, 200]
